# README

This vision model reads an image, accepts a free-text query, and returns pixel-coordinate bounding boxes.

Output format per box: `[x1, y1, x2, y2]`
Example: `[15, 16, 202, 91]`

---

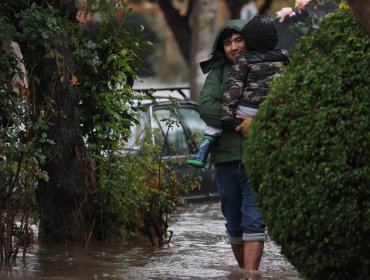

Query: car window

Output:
[125, 110, 150, 150]
[152, 108, 189, 155]
[178, 107, 206, 145]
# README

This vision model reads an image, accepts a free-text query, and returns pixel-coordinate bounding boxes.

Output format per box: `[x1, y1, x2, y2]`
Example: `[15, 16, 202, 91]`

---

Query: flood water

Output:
[2, 201, 303, 280]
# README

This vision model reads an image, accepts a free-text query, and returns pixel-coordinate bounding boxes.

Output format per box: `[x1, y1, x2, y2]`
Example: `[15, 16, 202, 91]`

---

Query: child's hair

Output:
[217, 28, 242, 52]
[242, 15, 278, 51]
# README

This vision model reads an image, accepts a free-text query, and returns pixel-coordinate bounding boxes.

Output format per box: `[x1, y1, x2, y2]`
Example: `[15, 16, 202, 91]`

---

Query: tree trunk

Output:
[347, 0, 370, 34]
[189, 0, 218, 101]
[226, 0, 274, 18]
[227, 0, 245, 19]
[157, 0, 193, 65]
[258, 0, 274, 15]
[35, 47, 96, 245]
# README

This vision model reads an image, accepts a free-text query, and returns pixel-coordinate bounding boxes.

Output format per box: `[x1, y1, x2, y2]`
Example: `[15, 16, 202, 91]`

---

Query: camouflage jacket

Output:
[221, 50, 290, 123]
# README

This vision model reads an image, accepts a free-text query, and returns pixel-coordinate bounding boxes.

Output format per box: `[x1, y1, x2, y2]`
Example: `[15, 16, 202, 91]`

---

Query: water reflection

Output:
[4, 201, 303, 280]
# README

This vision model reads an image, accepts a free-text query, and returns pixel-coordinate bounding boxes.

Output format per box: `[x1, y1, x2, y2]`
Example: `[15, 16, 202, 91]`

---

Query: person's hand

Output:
[235, 115, 254, 136]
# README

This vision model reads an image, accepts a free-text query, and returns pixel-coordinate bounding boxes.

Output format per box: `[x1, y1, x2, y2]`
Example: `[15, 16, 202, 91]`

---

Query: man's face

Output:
[223, 33, 247, 62]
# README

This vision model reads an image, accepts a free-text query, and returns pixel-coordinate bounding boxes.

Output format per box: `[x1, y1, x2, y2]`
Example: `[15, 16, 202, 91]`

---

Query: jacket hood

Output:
[242, 15, 278, 51]
[200, 19, 248, 74]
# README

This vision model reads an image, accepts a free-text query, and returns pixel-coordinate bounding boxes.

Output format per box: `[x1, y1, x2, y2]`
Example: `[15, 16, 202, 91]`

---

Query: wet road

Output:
[2, 201, 303, 279]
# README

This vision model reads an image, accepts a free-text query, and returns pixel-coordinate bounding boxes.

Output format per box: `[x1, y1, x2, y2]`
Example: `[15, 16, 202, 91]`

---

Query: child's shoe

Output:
[186, 135, 215, 168]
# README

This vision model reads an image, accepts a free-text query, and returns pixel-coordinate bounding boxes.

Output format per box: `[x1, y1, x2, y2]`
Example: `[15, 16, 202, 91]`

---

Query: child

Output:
[186, 15, 290, 168]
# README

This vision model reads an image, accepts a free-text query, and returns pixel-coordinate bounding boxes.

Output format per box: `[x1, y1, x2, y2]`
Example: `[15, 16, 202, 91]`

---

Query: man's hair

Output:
[217, 28, 242, 51]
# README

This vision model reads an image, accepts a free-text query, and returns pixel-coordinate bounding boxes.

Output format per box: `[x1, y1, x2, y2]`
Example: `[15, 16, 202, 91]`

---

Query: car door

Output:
[151, 102, 218, 200]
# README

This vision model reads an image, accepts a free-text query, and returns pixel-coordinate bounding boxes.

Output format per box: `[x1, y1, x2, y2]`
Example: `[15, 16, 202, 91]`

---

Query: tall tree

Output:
[34, 48, 95, 244]
[157, 0, 194, 65]
[226, 0, 274, 18]
[1, 0, 145, 247]
[189, 0, 218, 101]
[12, 1, 97, 244]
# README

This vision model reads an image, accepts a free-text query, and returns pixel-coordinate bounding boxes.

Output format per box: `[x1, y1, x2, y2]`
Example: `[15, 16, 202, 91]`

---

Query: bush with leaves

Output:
[244, 4, 370, 280]
[1, 0, 153, 267]
[0, 14, 54, 268]
[97, 137, 200, 246]
[1, 2, 197, 270]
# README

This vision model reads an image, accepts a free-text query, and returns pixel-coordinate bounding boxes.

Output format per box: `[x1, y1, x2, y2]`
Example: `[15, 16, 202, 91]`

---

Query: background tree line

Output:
[128, 0, 369, 101]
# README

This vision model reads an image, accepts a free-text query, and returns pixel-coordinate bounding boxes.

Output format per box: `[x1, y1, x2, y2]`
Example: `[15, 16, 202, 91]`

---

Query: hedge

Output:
[244, 5, 370, 280]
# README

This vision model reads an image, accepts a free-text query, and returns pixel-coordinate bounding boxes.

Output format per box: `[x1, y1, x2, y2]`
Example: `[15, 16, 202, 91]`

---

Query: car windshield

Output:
[125, 99, 206, 156]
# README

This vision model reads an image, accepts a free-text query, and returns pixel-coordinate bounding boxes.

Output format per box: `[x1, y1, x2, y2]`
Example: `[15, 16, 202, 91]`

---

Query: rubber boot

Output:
[186, 135, 215, 168]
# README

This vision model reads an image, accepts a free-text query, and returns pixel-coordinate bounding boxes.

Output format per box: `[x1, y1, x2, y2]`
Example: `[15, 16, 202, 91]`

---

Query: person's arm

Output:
[199, 68, 224, 129]
[199, 64, 251, 135]
[221, 55, 249, 124]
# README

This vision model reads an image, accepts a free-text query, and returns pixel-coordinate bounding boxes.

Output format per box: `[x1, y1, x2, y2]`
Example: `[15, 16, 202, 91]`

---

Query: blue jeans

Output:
[215, 161, 267, 244]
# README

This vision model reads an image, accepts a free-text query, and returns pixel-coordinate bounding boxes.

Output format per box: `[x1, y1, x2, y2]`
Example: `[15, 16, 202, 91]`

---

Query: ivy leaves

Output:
[17, 3, 66, 49]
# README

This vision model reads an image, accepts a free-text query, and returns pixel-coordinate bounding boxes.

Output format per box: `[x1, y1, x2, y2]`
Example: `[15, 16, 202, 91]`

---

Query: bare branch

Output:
[157, 0, 191, 64]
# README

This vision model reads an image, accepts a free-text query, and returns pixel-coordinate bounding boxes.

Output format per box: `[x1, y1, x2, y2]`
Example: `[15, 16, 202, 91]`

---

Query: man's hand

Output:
[235, 115, 254, 136]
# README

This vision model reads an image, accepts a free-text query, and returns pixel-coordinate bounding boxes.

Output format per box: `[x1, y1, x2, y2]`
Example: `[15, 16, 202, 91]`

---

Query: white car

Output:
[127, 87, 218, 201]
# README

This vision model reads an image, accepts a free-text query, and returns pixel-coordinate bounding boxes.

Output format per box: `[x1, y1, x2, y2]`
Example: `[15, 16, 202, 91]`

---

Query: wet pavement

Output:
[2, 201, 303, 279]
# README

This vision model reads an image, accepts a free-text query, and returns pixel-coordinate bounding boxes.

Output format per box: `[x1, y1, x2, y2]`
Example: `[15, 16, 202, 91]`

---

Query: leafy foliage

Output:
[0, 18, 18, 82]
[72, 18, 150, 151]
[69, 4, 170, 243]
[17, 3, 65, 48]
[0, 11, 54, 268]
[244, 4, 370, 279]
[98, 138, 196, 245]
[1, 1, 190, 267]
[93, 98, 200, 243]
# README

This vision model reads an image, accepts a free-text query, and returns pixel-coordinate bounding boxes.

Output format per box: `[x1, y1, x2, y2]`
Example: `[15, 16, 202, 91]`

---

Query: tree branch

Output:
[259, 0, 274, 15]
[157, 0, 191, 65]
[185, 0, 194, 20]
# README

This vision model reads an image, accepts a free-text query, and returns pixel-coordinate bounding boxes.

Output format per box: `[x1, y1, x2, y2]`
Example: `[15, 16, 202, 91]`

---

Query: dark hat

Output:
[242, 15, 278, 51]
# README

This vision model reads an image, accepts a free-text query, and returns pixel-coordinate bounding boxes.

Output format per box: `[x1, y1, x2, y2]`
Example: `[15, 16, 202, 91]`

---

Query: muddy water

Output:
[3, 201, 303, 280]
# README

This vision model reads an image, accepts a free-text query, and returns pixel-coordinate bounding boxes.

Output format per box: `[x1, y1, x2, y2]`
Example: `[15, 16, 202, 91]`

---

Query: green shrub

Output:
[244, 5, 370, 280]
[95, 137, 200, 245]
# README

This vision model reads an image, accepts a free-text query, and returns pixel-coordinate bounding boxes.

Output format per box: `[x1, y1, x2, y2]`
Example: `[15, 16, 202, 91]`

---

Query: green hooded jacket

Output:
[199, 19, 248, 164]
